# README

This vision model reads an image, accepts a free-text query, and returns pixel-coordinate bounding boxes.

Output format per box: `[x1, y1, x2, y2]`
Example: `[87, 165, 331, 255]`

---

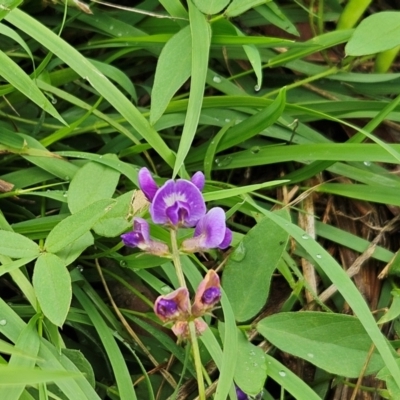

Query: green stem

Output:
[189, 321, 205, 400]
[170, 228, 187, 289]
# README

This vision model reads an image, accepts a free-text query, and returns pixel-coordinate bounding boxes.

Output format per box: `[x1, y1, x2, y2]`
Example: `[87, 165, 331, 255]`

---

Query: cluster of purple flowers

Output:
[121, 168, 232, 338]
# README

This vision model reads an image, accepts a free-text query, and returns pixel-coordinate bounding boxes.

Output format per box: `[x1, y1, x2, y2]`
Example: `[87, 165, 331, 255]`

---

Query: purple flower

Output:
[235, 386, 248, 400]
[192, 270, 221, 316]
[121, 218, 169, 256]
[138, 167, 206, 227]
[181, 207, 232, 253]
[154, 287, 190, 322]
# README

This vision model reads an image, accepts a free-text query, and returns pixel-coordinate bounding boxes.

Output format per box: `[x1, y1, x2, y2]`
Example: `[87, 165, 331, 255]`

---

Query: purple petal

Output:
[191, 171, 205, 191]
[121, 217, 149, 248]
[194, 207, 227, 248]
[155, 298, 178, 319]
[154, 287, 190, 322]
[133, 218, 150, 241]
[138, 167, 158, 202]
[218, 228, 232, 249]
[151, 179, 205, 227]
[121, 231, 143, 248]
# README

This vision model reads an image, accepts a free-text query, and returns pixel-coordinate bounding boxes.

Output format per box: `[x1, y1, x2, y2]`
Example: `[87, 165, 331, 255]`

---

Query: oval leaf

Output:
[0, 231, 40, 258]
[150, 26, 192, 125]
[45, 199, 115, 253]
[346, 11, 400, 56]
[68, 159, 120, 214]
[222, 210, 289, 322]
[33, 253, 71, 326]
[257, 312, 384, 377]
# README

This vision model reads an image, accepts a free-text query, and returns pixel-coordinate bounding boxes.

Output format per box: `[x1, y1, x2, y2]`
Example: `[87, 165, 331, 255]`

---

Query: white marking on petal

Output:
[164, 192, 187, 207]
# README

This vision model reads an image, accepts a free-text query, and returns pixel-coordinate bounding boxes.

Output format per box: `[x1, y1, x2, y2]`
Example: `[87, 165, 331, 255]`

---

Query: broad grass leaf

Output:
[0, 50, 65, 124]
[222, 210, 289, 322]
[0, 128, 25, 149]
[45, 199, 115, 253]
[346, 12, 400, 56]
[193, 0, 230, 15]
[234, 330, 267, 396]
[62, 349, 95, 388]
[68, 160, 120, 214]
[150, 26, 192, 125]
[0, 231, 40, 258]
[257, 312, 385, 377]
[4, 317, 40, 400]
[33, 253, 71, 327]
[0, 0, 22, 21]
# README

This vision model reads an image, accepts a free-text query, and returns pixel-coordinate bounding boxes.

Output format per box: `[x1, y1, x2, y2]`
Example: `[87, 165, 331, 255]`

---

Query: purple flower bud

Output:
[192, 270, 221, 316]
[151, 179, 206, 227]
[121, 218, 169, 256]
[181, 207, 232, 252]
[154, 287, 190, 322]
[235, 386, 248, 400]
[138, 168, 159, 202]
[201, 287, 221, 305]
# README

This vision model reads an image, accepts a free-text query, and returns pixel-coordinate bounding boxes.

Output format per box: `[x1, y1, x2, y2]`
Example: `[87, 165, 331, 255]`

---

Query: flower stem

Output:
[189, 321, 206, 400]
[170, 228, 187, 289]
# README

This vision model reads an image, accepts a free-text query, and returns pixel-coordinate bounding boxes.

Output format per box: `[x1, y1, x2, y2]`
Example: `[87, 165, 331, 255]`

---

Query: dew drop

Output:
[363, 161, 372, 166]
[120, 260, 127, 267]
[0, 319, 7, 326]
[99, 155, 103, 159]
[216, 156, 232, 167]
[301, 234, 309, 240]
[249, 350, 256, 356]
[279, 370, 286, 377]
[253, 362, 258, 367]
[224, 118, 231, 123]
[316, 254, 322, 259]
[250, 146, 260, 154]
[64, 176, 70, 181]
[51, 98, 57, 104]
[307, 353, 314, 358]
[231, 241, 246, 262]
[254, 84, 261, 92]
[76, 265, 84, 272]
[63, 191, 68, 197]
[213, 75, 222, 83]
[110, 25, 114, 30]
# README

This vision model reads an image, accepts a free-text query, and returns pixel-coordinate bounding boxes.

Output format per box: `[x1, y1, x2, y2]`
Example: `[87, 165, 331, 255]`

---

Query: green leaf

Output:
[173, 0, 211, 177]
[378, 291, 400, 324]
[55, 232, 94, 266]
[0, 128, 25, 149]
[257, 312, 385, 377]
[222, 210, 289, 322]
[33, 253, 71, 327]
[234, 330, 267, 396]
[150, 26, 192, 125]
[193, 0, 230, 15]
[62, 349, 95, 388]
[346, 12, 400, 56]
[68, 159, 120, 214]
[0, 231, 40, 258]
[0, 50, 65, 124]
[93, 191, 133, 237]
[45, 199, 115, 253]
[225, 0, 266, 18]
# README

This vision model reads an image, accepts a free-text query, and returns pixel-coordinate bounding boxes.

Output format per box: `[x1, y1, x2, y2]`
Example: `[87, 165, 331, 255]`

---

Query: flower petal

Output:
[151, 179, 205, 227]
[138, 167, 158, 202]
[154, 287, 190, 322]
[218, 227, 232, 249]
[235, 386, 249, 400]
[190, 171, 205, 191]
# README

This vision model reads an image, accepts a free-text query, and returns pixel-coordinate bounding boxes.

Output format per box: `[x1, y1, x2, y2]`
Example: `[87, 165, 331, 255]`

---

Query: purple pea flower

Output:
[138, 167, 206, 228]
[181, 207, 232, 253]
[171, 318, 208, 339]
[121, 218, 169, 256]
[192, 270, 221, 316]
[154, 287, 190, 323]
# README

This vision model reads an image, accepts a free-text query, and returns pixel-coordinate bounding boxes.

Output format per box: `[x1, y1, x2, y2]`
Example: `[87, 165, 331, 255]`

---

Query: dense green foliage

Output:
[1, 0, 400, 399]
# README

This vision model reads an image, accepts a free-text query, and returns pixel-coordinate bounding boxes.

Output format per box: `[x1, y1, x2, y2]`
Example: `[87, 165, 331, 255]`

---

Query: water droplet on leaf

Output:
[231, 241, 246, 261]
[120, 260, 127, 267]
[316, 254, 322, 259]
[216, 156, 232, 167]
[307, 353, 314, 358]
[213, 76, 222, 83]
[301, 234, 309, 240]
[363, 161, 371, 166]
[0, 320, 7, 326]
[279, 370, 286, 377]
[254, 84, 261, 92]
[250, 146, 260, 154]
